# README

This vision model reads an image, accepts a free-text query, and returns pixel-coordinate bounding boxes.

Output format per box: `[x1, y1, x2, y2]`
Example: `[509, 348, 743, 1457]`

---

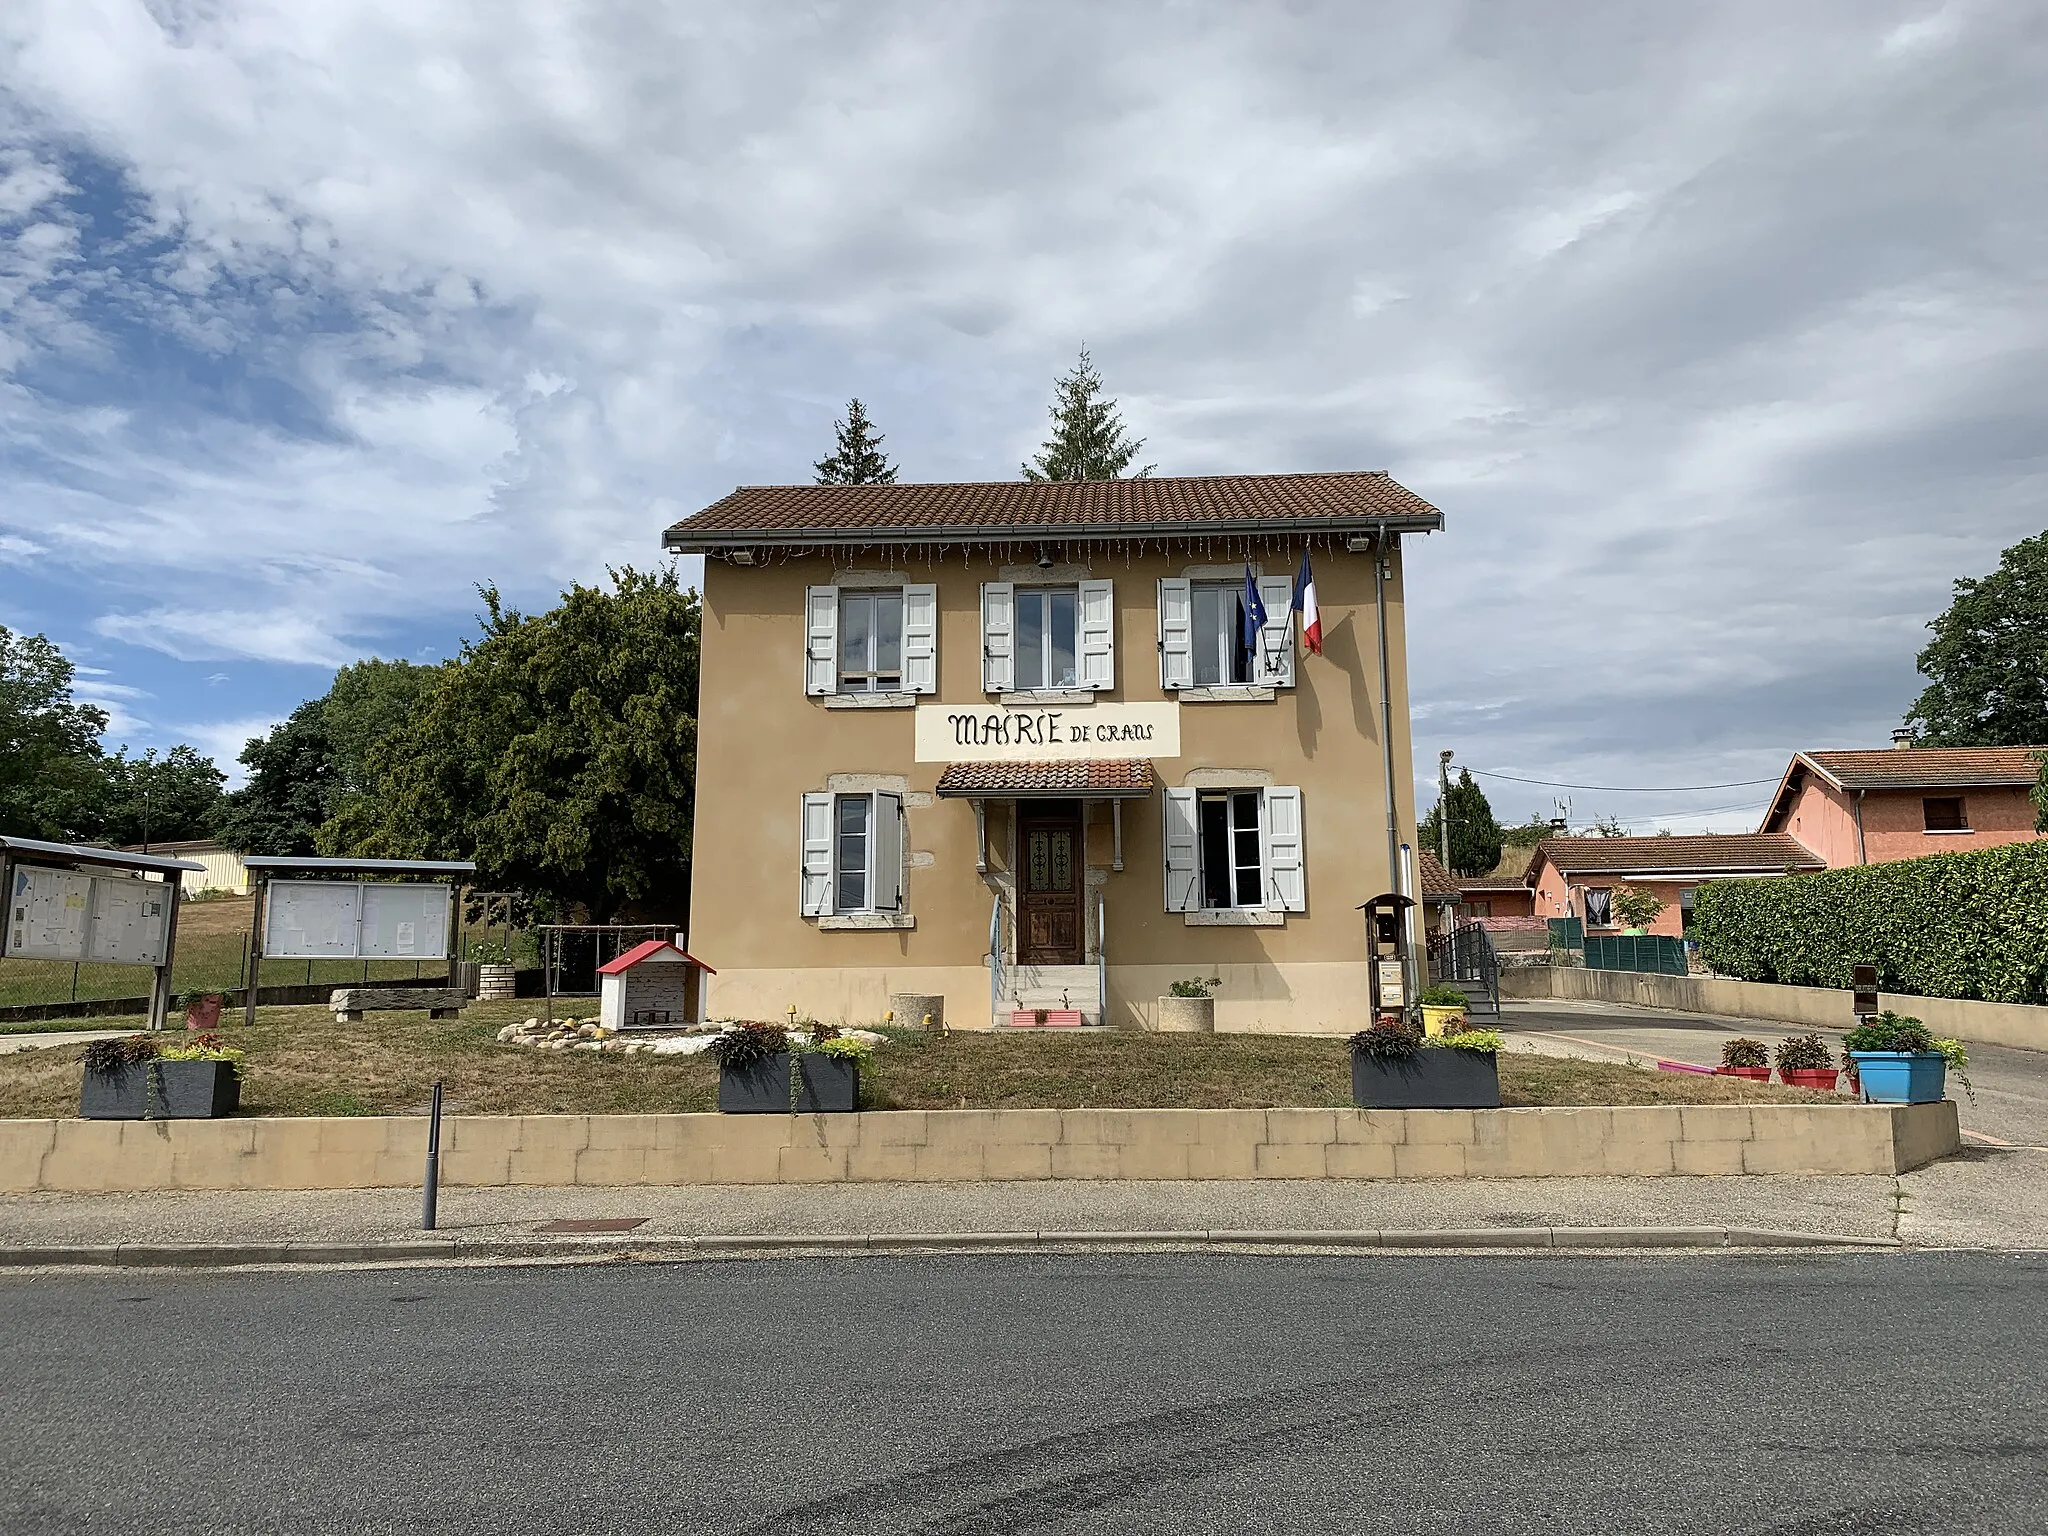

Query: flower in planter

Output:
[80, 1034, 159, 1075]
[1432, 1029, 1503, 1054]
[159, 1031, 245, 1066]
[1168, 976, 1221, 999]
[1720, 1037, 1770, 1070]
[1774, 1033, 1833, 1073]
[1347, 1021, 1424, 1060]
[706, 1022, 790, 1070]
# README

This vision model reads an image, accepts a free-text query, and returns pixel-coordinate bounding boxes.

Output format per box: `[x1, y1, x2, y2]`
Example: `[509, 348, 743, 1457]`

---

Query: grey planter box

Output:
[80, 1060, 241, 1120]
[1352, 1049, 1501, 1109]
[155, 1060, 241, 1119]
[716, 1052, 862, 1113]
[792, 1052, 860, 1113]
[79, 1062, 154, 1120]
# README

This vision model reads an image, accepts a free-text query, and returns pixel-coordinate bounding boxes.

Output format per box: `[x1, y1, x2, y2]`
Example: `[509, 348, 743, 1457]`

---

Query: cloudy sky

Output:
[2, 1, 2042, 830]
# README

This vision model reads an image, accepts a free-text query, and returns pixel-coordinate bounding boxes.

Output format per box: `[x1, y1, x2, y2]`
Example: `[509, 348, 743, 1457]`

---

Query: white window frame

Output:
[806, 584, 936, 697]
[837, 590, 904, 694]
[801, 791, 904, 916]
[1163, 786, 1305, 915]
[986, 579, 1111, 694]
[1158, 575, 1291, 691]
[1190, 582, 1253, 687]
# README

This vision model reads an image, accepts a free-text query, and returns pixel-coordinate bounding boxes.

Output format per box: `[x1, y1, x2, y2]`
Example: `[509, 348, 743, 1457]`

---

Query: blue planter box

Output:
[1849, 1051, 1946, 1104]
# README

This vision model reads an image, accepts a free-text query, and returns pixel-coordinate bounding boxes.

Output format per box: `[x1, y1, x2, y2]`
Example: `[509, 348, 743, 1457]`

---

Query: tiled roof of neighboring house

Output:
[1416, 850, 1460, 902]
[1760, 746, 2046, 831]
[1458, 879, 1530, 893]
[663, 472, 1443, 550]
[1527, 834, 1823, 883]
[933, 760, 1157, 798]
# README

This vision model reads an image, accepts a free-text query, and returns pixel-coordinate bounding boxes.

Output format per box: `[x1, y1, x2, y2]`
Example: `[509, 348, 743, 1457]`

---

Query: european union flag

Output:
[1242, 565, 1267, 656]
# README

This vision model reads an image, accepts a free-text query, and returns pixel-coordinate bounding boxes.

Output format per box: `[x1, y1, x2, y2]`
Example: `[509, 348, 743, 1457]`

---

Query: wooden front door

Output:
[1018, 800, 1085, 965]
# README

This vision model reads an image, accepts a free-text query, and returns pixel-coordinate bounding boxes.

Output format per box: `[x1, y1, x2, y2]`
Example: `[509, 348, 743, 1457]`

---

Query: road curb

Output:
[0, 1225, 1904, 1269]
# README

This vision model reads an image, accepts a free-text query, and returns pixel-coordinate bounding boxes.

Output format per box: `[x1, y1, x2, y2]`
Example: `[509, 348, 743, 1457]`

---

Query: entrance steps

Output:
[994, 964, 1103, 1028]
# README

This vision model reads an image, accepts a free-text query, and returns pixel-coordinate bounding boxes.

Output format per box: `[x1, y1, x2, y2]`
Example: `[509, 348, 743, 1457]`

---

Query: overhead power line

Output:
[1463, 767, 1783, 794]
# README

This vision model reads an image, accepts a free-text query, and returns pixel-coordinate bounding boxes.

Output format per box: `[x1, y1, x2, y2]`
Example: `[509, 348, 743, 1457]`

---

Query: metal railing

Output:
[988, 896, 1004, 1027]
[1096, 895, 1107, 1025]
[1427, 921, 1500, 1017]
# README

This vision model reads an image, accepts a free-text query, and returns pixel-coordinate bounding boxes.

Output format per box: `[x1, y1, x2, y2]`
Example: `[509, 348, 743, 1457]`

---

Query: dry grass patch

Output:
[0, 1005, 1834, 1119]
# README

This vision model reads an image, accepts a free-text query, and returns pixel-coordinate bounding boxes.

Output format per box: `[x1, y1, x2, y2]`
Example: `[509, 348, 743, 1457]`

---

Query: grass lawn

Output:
[0, 1001, 1833, 1119]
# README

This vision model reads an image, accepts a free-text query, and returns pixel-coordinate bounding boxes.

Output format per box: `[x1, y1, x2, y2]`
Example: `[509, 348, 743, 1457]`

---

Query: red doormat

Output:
[536, 1218, 649, 1233]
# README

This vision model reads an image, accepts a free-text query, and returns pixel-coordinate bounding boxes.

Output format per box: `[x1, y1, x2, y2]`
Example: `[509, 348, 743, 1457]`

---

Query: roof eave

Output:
[664, 511, 1443, 554]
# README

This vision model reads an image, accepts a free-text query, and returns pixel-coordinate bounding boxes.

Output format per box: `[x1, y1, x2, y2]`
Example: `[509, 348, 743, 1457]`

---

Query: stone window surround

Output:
[808, 775, 930, 928]
[1176, 770, 1289, 926]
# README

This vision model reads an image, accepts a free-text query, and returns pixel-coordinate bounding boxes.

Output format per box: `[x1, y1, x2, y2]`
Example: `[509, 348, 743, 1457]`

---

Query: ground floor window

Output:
[1198, 790, 1264, 908]
[1923, 796, 1968, 832]
[801, 790, 904, 916]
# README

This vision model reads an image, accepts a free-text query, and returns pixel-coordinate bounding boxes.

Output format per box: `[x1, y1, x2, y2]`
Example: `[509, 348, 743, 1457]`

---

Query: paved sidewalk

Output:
[0, 1029, 127, 1056]
[0, 1175, 1912, 1250]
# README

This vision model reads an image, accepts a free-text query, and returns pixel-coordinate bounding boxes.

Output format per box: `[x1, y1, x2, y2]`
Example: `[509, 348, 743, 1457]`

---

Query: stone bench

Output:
[329, 987, 466, 1023]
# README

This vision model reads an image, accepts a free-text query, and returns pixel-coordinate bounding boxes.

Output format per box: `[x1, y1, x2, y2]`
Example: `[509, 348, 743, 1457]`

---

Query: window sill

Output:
[816, 912, 917, 930]
[1920, 828, 1975, 835]
[1184, 908, 1284, 927]
[1000, 689, 1096, 705]
[1175, 686, 1277, 703]
[822, 692, 919, 710]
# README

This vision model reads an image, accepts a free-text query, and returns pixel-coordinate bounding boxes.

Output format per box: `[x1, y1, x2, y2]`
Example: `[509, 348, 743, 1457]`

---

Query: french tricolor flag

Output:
[1291, 551, 1322, 655]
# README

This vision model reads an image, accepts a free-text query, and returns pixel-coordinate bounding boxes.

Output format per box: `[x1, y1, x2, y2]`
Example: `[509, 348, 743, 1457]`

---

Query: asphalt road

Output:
[4, 1252, 2043, 1534]
[1505, 1000, 2048, 1147]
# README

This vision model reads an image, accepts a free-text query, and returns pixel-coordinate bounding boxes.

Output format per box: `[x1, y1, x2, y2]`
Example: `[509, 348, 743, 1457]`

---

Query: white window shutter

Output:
[981, 582, 1014, 694]
[1078, 579, 1115, 690]
[902, 584, 938, 695]
[871, 792, 905, 911]
[804, 587, 839, 696]
[1157, 578, 1193, 690]
[1262, 786, 1306, 912]
[1163, 788, 1200, 913]
[1255, 575, 1295, 688]
[800, 792, 834, 915]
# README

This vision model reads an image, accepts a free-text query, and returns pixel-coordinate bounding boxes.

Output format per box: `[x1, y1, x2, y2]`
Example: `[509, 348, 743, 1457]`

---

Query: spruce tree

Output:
[1022, 349, 1154, 481]
[1418, 768, 1506, 877]
[813, 399, 899, 485]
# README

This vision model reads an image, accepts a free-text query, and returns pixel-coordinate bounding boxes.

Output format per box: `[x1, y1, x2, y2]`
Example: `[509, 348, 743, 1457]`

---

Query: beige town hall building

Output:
[665, 473, 1441, 1032]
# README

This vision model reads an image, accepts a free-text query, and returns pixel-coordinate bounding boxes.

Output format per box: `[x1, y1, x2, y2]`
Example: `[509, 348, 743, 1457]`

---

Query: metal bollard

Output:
[422, 1079, 444, 1231]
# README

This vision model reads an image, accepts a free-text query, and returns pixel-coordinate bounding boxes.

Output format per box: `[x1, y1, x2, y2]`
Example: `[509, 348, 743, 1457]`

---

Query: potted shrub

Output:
[78, 1035, 162, 1120]
[1611, 885, 1664, 936]
[155, 1032, 244, 1118]
[1417, 983, 1469, 1038]
[1716, 1037, 1772, 1081]
[1775, 1032, 1839, 1092]
[180, 991, 225, 1031]
[1843, 1011, 1968, 1105]
[1157, 975, 1220, 1033]
[1349, 1021, 1502, 1109]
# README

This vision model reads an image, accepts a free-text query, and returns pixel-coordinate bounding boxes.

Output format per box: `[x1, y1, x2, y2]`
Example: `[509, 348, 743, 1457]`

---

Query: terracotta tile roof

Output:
[1416, 850, 1460, 901]
[1458, 878, 1532, 893]
[1529, 833, 1822, 881]
[596, 940, 714, 976]
[663, 471, 1442, 550]
[934, 760, 1157, 798]
[1801, 747, 2045, 789]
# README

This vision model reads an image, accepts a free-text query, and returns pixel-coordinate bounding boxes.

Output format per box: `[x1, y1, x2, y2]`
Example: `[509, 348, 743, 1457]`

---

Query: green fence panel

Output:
[1584, 935, 1689, 975]
[1547, 917, 1584, 948]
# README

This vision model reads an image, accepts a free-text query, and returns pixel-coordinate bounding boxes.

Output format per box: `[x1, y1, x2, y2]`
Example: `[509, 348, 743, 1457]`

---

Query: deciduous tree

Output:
[1908, 530, 2048, 747]
[0, 626, 108, 840]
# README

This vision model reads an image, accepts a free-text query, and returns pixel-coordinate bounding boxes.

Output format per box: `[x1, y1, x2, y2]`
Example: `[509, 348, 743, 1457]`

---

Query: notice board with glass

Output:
[264, 880, 450, 960]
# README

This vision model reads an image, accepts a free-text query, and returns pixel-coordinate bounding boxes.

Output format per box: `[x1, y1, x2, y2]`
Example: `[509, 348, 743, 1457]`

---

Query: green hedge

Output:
[1692, 839, 2048, 1004]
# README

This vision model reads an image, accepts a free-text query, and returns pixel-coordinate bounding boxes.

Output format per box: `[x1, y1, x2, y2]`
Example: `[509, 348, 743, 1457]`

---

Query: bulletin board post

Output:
[240, 856, 479, 1028]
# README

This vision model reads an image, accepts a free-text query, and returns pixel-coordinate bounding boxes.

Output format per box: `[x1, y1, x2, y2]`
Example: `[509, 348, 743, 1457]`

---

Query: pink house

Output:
[1524, 834, 1824, 939]
[1758, 741, 2044, 867]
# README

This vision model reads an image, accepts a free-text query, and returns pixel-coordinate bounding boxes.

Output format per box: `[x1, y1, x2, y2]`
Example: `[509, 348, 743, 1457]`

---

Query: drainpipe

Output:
[1373, 524, 1414, 1005]
[1853, 789, 1868, 866]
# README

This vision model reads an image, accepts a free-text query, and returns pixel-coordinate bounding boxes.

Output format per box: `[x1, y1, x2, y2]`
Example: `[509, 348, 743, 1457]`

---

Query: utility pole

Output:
[1437, 749, 1454, 873]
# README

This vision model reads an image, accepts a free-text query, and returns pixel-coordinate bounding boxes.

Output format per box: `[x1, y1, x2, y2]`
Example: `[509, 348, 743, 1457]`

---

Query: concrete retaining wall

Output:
[0, 1101, 1958, 1192]
[1502, 966, 2048, 1052]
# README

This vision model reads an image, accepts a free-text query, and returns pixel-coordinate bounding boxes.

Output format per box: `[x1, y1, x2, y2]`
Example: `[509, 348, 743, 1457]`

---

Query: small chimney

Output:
[1548, 816, 1568, 836]
[1892, 728, 1918, 750]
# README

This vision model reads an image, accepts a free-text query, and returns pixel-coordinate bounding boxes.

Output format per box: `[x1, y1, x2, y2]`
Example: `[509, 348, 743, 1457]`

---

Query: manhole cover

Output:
[536, 1218, 649, 1234]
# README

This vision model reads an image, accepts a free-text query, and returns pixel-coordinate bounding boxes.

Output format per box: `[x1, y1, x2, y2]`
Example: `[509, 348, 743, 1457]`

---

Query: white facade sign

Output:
[264, 880, 450, 960]
[914, 702, 1181, 763]
[7, 866, 94, 960]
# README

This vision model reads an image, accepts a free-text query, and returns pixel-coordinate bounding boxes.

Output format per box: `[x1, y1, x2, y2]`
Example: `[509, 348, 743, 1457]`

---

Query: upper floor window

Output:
[981, 580, 1114, 693]
[838, 590, 902, 692]
[1191, 583, 1253, 686]
[804, 584, 936, 697]
[1016, 587, 1078, 690]
[1923, 796, 1968, 832]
